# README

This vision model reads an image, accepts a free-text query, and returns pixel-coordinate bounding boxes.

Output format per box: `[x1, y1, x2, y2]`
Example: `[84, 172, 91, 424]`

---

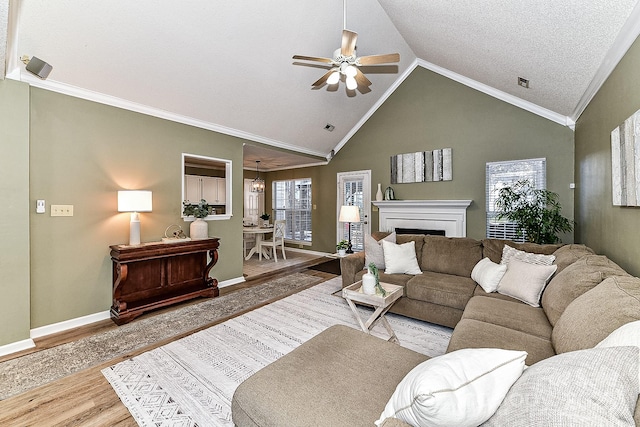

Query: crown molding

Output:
[571, 3, 640, 122]
[8, 72, 329, 159]
[416, 59, 574, 129]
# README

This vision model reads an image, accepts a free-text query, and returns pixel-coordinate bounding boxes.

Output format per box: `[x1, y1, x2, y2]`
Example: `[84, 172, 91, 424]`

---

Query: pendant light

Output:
[251, 160, 265, 193]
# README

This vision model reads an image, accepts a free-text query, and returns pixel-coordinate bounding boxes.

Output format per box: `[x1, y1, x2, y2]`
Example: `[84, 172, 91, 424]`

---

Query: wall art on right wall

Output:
[611, 108, 640, 206]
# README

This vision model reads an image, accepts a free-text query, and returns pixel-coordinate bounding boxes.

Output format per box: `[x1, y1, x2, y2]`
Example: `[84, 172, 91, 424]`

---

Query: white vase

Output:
[338, 249, 347, 257]
[190, 218, 209, 239]
[376, 183, 383, 201]
[362, 271, 377, 295]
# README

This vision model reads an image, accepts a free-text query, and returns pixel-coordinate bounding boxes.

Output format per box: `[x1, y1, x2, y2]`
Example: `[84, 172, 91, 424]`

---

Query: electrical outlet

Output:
[51, 204, 74, 216]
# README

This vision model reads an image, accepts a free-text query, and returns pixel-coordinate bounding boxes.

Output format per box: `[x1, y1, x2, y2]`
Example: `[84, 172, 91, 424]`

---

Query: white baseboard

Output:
[0, 338, 35, 357]
[30, 310, 111, 339]
[218, 276, 246, 288]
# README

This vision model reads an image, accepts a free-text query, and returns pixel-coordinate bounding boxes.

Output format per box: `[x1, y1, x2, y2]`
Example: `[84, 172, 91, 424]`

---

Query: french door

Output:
[336, 170, 371, 252]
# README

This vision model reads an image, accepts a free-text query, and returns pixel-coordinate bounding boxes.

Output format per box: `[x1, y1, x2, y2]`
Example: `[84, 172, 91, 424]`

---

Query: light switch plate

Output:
[51, 204, 73, 216]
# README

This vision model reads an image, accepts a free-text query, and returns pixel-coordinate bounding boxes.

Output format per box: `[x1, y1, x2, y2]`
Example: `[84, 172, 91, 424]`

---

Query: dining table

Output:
[243, 225, 274, 260]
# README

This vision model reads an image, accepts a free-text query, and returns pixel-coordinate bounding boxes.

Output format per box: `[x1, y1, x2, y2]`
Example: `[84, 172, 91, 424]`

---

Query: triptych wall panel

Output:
[391, 148, 452, 184]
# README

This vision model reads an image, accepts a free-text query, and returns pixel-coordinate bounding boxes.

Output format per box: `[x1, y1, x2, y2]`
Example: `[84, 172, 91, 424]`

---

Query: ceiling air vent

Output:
[518, 77, 529, 88]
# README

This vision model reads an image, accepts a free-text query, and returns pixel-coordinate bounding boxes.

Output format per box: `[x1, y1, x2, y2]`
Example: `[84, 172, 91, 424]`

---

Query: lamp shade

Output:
[118, 190, 152, 212]
[339, 205, 360, 223]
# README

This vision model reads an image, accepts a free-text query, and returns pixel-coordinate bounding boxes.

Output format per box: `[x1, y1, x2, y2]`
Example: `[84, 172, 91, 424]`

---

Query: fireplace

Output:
[372, 200, 472, 237]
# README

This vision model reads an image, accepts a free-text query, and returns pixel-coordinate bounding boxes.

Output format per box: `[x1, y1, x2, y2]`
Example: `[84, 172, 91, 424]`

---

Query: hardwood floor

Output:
[0, 252, 339, 427]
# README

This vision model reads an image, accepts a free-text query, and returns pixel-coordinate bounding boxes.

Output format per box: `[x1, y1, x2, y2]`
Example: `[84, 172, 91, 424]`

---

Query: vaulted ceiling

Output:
[3, 0, 640, 170]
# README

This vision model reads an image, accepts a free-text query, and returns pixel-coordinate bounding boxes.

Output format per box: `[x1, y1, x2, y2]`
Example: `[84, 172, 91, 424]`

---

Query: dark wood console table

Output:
[110, 238, 220, 325]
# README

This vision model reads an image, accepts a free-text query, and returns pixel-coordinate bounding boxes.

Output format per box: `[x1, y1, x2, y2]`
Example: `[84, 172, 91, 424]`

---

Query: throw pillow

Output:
[376, 348, 527, 427]
[596, 320, 640, 385]
[482, 347, 640, 427]
[496, 259, 557, 307]
[365, 232, 396, 269]
[382, 240, 422, 275]
[471, 257, 507, 293]
[500, 244, 555, 266]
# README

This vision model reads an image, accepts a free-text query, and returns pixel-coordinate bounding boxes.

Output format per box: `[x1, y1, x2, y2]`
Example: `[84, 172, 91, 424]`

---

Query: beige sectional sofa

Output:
[233, 233, 640, 426]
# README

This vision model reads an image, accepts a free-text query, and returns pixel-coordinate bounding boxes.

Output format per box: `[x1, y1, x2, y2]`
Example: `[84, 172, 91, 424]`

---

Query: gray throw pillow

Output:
[365, 232, 396, 269]
[482, 346, 640, 427]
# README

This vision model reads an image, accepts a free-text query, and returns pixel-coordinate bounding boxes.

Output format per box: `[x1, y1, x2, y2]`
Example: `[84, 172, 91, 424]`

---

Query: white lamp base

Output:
[129, 212, 141, 245]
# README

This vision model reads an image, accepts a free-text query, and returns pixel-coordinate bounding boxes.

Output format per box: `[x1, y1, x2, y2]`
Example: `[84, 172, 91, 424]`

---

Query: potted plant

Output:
[362, 262, 387, 296]
[183, 199, 212, 239]
[495, 180, 573, 244]
[336, 240, 349, 256]
[260, 212, 271, 227]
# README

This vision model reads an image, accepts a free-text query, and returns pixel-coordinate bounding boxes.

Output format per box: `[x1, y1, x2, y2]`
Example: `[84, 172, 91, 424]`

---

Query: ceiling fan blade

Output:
[357, 53, 400, 65]
[355, 68, 372, 87]
[341, 30, 358, 57]
[292, 55, 334, 64]
[312, 69, 337, 87]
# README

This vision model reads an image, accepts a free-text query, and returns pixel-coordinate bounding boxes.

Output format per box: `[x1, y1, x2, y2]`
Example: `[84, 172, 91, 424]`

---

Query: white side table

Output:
[342, 281, 403, 343]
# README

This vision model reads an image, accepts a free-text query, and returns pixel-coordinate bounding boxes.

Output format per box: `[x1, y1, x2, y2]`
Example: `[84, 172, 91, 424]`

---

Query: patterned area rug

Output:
[102, 277, 453, 426]
[0, 272, 324, 400]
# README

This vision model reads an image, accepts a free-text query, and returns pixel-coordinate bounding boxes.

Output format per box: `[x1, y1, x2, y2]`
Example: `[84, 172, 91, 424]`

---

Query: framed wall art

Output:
[390, 148, 452, 184]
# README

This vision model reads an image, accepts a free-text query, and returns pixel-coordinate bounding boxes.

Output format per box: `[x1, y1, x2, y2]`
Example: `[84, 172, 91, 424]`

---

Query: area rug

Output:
[102, 277, 452, 426]
[0, 272, 324, 400]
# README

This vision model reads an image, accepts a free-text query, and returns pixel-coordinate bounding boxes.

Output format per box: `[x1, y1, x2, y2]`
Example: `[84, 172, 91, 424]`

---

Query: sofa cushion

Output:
[365, 232, 396, 269]
[231, 325, 428, 427]
[421, 235, 483, 277]
[551, 244, 595, 274]
[471, 257, 507, 293]
[406, 272, 476, 310]
[597, 320, 640, 385]
[481, 239, 562, 264]
[382, 240, 422, 275]
[447, 318, 555, 366]
[377, 348, 527, 427]
[542, 255, 629, 326]
[552, 276, 640, 354]
[462, 296, 552, 340]
[496, 259, 557, 307]
[482, 347, 640, 427]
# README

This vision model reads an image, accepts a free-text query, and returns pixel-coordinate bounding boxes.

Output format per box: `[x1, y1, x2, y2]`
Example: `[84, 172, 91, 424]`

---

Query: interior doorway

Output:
[336, 170, 371, 252]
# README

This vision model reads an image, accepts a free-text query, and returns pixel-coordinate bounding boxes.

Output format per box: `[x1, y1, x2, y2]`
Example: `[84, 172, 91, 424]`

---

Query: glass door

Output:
[337, 170, 371, 252]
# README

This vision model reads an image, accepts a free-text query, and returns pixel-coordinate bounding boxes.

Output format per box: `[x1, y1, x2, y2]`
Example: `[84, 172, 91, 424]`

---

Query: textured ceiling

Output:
[6, 0, 640, 169]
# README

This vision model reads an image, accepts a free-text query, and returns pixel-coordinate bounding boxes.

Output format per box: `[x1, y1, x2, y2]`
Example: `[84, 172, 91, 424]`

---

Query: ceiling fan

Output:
[292, 1, 400, 91]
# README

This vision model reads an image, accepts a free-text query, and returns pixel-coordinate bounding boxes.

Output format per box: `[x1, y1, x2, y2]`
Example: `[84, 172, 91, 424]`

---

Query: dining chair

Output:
[243, 217, 256, 258]
[258, 219, 287, 262]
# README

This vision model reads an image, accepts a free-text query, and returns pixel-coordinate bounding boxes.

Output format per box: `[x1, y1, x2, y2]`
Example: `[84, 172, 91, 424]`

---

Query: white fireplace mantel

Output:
[372, 200, 473, 237]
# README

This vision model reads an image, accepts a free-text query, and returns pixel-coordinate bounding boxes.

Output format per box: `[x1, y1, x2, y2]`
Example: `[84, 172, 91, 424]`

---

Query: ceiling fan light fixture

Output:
[346, 76, 357, 90]
[327, 71, 340, 85]
[344, 65, 357, 77]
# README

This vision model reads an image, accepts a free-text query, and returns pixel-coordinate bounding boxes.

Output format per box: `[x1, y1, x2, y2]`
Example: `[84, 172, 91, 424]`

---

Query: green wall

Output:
[27, 88, 244, 329]
[574, 35, 640, 276]
[267, 67, 575, 252]
[0, 79, 31, 346]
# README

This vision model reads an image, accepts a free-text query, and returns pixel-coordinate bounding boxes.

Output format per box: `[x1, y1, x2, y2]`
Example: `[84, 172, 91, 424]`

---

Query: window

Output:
[486, 158, 546, 242]
[273, 178, 312, 243]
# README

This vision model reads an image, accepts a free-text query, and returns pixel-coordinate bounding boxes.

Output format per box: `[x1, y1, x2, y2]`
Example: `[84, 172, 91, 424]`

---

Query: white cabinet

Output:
[185, 175, 226, 205]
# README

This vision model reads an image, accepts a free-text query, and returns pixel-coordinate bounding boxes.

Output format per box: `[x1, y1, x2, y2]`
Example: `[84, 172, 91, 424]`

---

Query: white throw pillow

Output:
[500, 244, 556, 266]
[365, 232, 396, 269]
[382, 240, 422, 275]
[596, 320, 640, 385]
[497, 259, 557, 307]
[471, 257, 508, 293]
[376, 348, 528, 427]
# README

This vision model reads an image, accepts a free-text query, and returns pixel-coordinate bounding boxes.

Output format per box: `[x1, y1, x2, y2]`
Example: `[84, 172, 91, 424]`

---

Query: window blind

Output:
[485, 158, 546, 242]
[273, 178, 312, 243]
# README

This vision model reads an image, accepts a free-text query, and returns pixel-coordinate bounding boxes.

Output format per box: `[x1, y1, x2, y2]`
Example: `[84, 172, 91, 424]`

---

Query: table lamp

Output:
[118, 190, 152, 245]
[339, 205, 360, 254]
